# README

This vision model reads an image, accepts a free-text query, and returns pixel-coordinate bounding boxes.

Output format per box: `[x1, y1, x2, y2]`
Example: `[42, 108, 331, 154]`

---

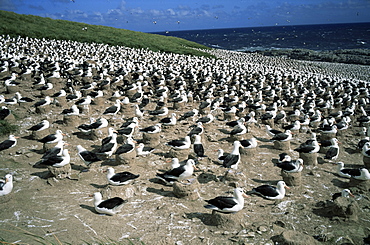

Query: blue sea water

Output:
[152, 22, 370, 52]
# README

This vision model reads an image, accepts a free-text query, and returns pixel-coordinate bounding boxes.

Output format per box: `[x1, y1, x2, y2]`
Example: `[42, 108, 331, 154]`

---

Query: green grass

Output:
[0, 120, 18, 136]
[0, 10, 213, 58]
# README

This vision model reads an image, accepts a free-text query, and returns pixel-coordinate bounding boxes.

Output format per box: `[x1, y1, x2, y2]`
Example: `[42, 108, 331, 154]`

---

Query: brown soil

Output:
[1, 98, 370, 245]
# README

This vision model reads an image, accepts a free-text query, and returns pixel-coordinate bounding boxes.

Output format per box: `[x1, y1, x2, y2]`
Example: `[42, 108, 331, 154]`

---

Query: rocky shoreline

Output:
[247, 48, 370, 66]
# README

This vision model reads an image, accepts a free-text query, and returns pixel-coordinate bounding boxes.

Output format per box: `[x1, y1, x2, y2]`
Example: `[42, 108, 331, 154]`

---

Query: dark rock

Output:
[271, 229, 321, 245]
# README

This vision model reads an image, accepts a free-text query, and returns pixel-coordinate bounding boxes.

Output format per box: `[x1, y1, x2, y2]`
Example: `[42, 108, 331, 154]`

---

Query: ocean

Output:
[152, 22, 370, 52]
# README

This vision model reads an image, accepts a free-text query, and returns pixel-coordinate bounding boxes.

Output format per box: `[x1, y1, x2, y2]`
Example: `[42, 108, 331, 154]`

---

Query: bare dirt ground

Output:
[1, 93, 370, 245]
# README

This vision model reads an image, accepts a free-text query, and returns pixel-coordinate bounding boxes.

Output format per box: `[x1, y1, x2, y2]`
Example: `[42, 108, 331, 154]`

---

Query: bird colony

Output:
[0, 34, 370, 244]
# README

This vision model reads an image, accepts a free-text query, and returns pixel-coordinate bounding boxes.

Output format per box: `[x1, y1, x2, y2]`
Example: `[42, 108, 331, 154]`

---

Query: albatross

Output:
[0, 135, 18, 151]
[37, 149, 71, 167]
[249, 181, 290, 200]
[39, 130, 64, 144]
[276, 158, 304, 173]
[193, 134, 206, 158]
[76, 145, 101, 166]
[0, 174, 13, 196]
[332, 189, 355, 201]
[204, 188, 248, 214]
[222, 141, 242, 169]
[324, 138, 341, 162]
[271, 130, 293, 142]
[92, 192, 126, 215]
[136, 143, 155, 156]
[28, 120, 50, 132]
[105, 167, 140, 185]
[97, 133, 118, 158]
[334, 162, 361, 178]
[166, 135, 191, 150]
[156, 159, 197, 184]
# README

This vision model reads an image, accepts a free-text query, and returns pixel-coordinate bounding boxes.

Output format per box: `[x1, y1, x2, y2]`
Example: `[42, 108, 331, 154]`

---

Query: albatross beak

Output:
[242, 193, 249, 198]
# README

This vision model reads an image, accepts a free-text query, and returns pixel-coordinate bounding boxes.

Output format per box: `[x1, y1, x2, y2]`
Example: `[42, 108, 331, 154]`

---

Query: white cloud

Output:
[0, 0, 16, 11]
[167, 8, 176, 15]
[118, 0, 126, 11]
[24, 0, 370, 32]
[149, 9, 161, 16]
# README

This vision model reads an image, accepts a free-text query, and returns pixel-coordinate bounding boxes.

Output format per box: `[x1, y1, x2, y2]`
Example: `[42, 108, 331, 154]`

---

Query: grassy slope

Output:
[0, 10, 213, 57]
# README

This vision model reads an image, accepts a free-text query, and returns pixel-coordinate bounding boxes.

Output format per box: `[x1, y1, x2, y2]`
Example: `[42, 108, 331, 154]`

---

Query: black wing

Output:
[42, 147, 62, 159]
[39, 156, 63, 165]
[115, 144, 134, 155]
[140, 125, 156, 133]
[28, 122, 44, 131]
[98, 197, 125, 209]
[205, 196, 237, 209]
[99, 143, 115, 153]
[341, 168, 361, 176]
[294, 144, 314, 153]
[103, 106, 118, 114]
[0, 140, 15, 151]
[111, 172, 139, 182]
[39, 134, 57, 143]
[222, 154, 239, 168]
[117, 127, 134, 135]
[194, 144, 205, 157]
[163, 165, 185, 177]
[80, 150, 100, 162]
[253, 185, 278, 196]
[167, 139, 185, 147]
[276, 161, 295, 171]
[324, 147, 338, 159]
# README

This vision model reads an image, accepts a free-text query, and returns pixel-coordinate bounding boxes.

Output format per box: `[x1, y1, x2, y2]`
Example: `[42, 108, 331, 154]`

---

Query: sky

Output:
[1, 0, 370, 33]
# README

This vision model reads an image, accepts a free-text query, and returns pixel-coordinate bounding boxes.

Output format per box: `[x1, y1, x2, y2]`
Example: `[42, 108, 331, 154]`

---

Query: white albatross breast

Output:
[0, 174, 13, 196]
[136, 143, 155, 156]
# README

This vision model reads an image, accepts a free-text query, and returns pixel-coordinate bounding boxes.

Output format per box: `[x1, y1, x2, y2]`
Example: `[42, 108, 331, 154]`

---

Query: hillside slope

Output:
[0, 10, 212, 57]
